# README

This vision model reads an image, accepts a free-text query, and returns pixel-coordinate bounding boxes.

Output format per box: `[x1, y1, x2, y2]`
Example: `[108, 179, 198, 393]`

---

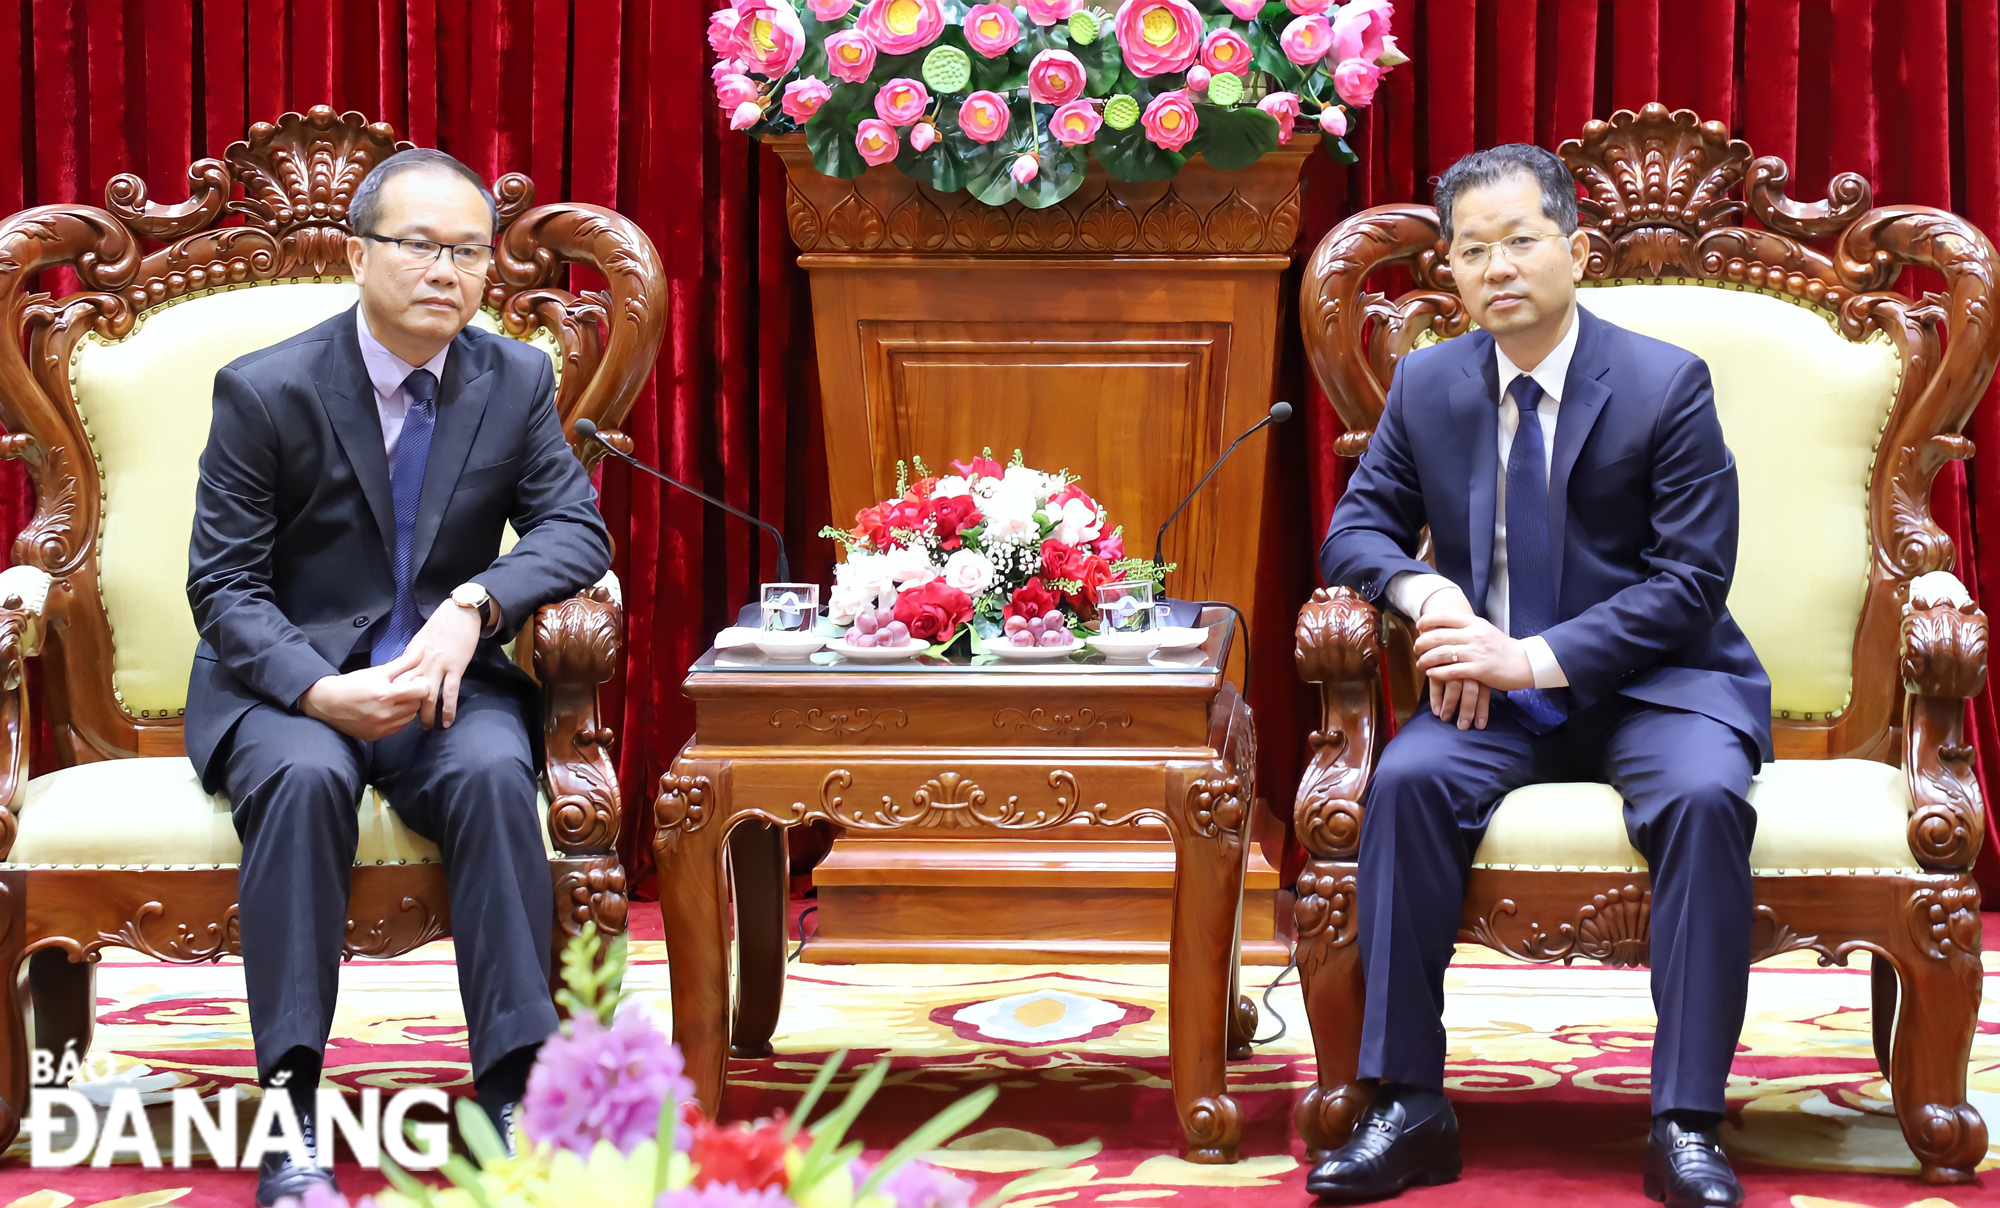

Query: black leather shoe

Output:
[1305, 1090, 1461, 1203]
[1644, 1118, 1743, 1207]
[255, 1113, 339, 1206]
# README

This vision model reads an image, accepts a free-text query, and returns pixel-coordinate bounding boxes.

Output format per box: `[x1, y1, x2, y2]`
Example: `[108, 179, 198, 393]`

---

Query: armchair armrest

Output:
[533, 582, 624, 859]
[0, 565, 51, 860]
[1900, 570, 1988, 870]
[1293, 587, 1385, 864]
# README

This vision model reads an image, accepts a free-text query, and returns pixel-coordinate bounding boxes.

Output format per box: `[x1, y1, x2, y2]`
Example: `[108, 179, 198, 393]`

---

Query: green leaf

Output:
[653, 1093, 679, 1194]
[1323, 133, 1360, 164]
[1185, 103, 1280, 170]
[1092, 122, 1186, 182]
[805, 84, 875, 179]
[783, 1048, 851, 1142]
[1073, 29, 1125, 93]
[857, 1085, 999, 1198]
[1246, 21, 1306, 88]
[793, 1058, 894, 1196]
[896, 106, 973, 191]
[455, 1096, 509, 1169]
[439, 1155, 497, 1207]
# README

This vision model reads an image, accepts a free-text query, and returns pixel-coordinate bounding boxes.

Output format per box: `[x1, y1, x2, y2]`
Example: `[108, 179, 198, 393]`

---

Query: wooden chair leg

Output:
[27, 948, 95, 1075]
[728, 820, 789, 1059]
[657, 763, 736, 1121]
[1870, 953, 1896, 1077]
[0, 871, 26, 1151]
[1293, 860, 1372, 1159]
[1880, 881, 1987, 1184]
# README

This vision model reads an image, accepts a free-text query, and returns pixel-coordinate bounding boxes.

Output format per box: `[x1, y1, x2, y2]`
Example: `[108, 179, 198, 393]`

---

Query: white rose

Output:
[1000, 464, 1053, 497]
[982, 484, 1040, 542]
[1049, 496, 1103, 546]
[931, 475, 972, 499]
[836, 552, 896, 603]
[827, 582, 875, 625]
[884, 545, 941, 590]
[942, 548, 997, 597]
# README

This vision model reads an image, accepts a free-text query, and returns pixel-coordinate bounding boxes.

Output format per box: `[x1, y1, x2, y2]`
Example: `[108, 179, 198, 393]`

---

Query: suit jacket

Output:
[1319, 305, 1774, 762]
[184, 305, 612, 789]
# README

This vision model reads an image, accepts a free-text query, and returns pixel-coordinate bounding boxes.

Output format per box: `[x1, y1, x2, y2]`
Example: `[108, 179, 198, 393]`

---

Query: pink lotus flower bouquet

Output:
[281, 930, 1086, 1208]
[819, 451, 1167, 652]
[710, 0, 1410, 206]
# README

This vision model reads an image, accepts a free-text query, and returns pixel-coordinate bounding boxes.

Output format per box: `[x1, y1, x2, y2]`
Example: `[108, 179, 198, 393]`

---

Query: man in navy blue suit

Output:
[1306, 145, 1771, 1208]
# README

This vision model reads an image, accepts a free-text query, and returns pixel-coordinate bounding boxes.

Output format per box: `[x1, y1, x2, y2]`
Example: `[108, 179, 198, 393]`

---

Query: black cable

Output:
[1250, 946, 1299, 1046]
[1189, 598, 1252, 703]
[788, 904, 818, 963]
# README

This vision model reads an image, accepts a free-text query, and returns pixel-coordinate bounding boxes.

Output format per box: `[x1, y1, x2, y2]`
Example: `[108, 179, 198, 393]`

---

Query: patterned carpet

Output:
[0, 903, 1994, 1207]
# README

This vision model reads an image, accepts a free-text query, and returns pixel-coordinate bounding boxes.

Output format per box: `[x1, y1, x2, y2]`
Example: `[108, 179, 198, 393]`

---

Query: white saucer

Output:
[826, 636, 926, 663]
[751, 631, 827, 660]
[1155, 625, 1210, 652]
[1088, 630, 1168, 660]
[982, 635, 1083, 662]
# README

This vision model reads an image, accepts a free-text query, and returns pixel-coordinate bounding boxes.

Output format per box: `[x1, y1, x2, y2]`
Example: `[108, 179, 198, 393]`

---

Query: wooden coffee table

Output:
[653, 609, 1259, 1162]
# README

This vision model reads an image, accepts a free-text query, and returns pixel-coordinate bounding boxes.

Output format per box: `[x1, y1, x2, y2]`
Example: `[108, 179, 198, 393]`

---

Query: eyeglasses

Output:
[361, 233, 494, 273]
[1447, 231, 1570, 271]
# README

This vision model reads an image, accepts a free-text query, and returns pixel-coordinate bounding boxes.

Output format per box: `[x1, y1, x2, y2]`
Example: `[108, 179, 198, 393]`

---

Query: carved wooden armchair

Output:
[0, 107, 664, 1147]
[1289, 105, 1994, 1186]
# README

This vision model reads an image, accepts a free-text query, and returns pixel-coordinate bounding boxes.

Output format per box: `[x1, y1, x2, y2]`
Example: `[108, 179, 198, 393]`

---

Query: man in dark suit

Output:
[185, 148, 610, 1205]
[1306, 145, 1770, 1208]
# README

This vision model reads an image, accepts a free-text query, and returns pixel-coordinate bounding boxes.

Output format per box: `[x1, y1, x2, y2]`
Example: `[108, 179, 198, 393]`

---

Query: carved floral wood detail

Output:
[344, 897, 450, 959]
[817, 769, 1087, 830]
[1902, 593, 1989, 870]
[97, 901, 242, 963]
[770, 135, 1312, 257]
[536, 588, 624, 855]
[991, 706, 1133, 739]
[770, 707, 909, 736]
[555, 855, 630, 938]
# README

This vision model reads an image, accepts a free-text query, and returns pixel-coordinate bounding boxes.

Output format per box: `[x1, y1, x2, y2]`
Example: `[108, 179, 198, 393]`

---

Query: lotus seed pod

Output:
[922, 44, 973, 93]
[1068, 9, 1099, 43]
[1207, 70, 1243, 107]
[1103, 93, 1140, 130]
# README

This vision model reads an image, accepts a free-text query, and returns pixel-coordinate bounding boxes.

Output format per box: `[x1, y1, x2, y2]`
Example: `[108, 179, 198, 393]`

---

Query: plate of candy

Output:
[982, 613, 1083, 661]
[827, 607, 927, 662]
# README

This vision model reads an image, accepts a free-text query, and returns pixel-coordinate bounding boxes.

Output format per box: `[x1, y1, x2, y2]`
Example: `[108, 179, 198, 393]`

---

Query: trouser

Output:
[225, 686, 558, 1085]
[1355, 694, 1758, 1115]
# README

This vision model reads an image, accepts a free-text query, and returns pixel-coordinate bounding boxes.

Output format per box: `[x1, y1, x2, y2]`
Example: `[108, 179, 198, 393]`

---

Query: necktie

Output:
[1502, 375, 1569, 731]
[373, 368, 438, 665]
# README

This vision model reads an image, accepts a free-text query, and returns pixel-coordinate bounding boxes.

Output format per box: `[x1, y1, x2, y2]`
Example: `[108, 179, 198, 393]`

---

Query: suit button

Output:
[353, 616, 369, 628]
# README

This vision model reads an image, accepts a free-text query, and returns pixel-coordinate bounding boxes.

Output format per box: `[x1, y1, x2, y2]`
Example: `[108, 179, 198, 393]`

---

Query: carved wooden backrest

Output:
[1301, 104, 2000, 762]
[0, 107, 665, 764]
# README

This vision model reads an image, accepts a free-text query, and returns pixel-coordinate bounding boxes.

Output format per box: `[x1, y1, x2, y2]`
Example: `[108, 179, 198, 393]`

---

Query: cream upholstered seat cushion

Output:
[1576, 284, 1902, 719]
[2, 757, 555, 869]
[68, 280, 563, 720]
[1470, 759, 1918, 875]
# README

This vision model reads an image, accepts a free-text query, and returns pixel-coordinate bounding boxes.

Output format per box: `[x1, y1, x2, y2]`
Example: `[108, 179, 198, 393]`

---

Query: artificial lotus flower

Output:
[1220, 0, 1262, 16]
[909, 122, 938, 150]
[1185, 64, 1211, 92]
[1027, 50, 1087, 105]
[1011, 154, 1040, 185]
[961, 1, 1021, 56]
[781, 77, 832, 121]
[823, 29, 877, 82]
[1023, 0, 1085, 24]
[1319, 104, 1350, 136]
[1259, 91, 1302, 141]
[856, 118, 902, 165]
[728, 0, 808, 78]
[1139, 88, 1198, 151]
[853, 0, 945, 55]
[874, 77, 931, 126]
[1332, 56, 1383, 104]
[806, 0, 854, 17]
[958, 90, 1011, 143]
[1112, 0, 1203, 76]
[1332, 0, 1395, 61]
[715, 73, 761, 109]
[1051, 99, 1103, 145]
[1279, 13, 1332, 65]
[1200, 28, 1253, 76]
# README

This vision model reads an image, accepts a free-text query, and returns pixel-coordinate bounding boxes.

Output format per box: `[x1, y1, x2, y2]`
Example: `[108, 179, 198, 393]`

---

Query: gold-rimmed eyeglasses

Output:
[361, 233, 494, 273]
[1447, 230, 1570, 271]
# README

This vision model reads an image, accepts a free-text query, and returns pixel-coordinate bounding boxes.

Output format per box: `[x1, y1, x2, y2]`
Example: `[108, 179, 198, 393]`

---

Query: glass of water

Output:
[760, 583, 819, 633]
[1094, 580, 1169, 635]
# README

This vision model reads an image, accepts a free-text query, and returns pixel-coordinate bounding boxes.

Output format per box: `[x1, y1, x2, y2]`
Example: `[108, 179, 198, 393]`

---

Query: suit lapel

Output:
[1453, 332, 1500, 611]
[316, 308, 397, 558]
[408, 330, 495, 580]
[1548, 307, 1613, 604]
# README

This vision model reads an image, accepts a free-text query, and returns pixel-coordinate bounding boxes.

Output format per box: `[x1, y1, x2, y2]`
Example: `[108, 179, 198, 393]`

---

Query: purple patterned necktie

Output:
[372, 368, 438, 665]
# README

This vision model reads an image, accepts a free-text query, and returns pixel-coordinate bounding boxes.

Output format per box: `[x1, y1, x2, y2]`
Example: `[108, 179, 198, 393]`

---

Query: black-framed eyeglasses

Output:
[360, 233, 494, 272]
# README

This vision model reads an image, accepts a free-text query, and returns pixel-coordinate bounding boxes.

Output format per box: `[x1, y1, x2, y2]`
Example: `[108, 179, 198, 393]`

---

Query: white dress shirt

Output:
[356, 314, 451, 458]
[1386, 307, 1582, 689]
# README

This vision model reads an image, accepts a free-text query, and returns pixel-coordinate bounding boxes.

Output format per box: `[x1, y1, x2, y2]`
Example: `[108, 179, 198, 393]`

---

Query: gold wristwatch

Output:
[450, 581, 499, 636]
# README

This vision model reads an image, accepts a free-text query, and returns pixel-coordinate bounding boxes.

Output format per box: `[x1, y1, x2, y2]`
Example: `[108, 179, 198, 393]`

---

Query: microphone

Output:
[574, 417, 791, 582]
[1152, 401, 1293, 570]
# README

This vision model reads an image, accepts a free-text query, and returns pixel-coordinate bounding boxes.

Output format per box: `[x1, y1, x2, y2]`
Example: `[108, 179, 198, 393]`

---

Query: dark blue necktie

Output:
[373, 367, 438, 665]
[1502, 375, 1569, 730]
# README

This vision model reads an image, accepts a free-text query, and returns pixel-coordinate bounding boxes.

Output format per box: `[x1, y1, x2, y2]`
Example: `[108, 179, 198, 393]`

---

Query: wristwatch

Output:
[450, 581, 500, 637]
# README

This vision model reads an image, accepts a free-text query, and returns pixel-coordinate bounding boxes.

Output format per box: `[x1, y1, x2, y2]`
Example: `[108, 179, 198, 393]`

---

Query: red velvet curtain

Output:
[0, 1, 1993, 898]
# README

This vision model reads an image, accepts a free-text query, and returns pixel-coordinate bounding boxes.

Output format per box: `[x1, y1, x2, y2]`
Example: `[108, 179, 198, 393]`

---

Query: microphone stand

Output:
[574, 419, 792, 583]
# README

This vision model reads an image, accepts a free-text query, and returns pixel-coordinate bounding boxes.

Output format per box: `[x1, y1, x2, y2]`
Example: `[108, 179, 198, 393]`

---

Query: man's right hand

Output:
[299, 651, 431, 741]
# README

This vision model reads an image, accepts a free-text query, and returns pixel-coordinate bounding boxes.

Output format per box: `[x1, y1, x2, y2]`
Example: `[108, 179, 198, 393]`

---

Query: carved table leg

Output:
[0, 871, 25, 1150]
[1880, 879, 1986, 1184]
[656, 762, 735, 1120]
[27, 947, 95, 1073]
[1870, 954, 1896, 1077]
[1166, 767, 1250, 1163]
[1293, 859, 1370, 1158]
[729, 820, 789, 1059]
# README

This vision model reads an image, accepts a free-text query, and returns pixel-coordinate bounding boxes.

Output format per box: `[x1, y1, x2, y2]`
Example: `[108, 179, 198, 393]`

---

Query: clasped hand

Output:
[301, 602, 482, 740]
[1409, 586, 1533, 731]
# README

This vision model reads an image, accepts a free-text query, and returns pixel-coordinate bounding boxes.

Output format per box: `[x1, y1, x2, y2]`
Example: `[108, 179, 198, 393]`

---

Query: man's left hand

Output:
[1413, 613, 1535, 693]
[393, 600, 482, 728]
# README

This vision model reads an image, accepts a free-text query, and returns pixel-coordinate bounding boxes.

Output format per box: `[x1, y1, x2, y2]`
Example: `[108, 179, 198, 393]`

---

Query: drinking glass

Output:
[760, 583, 819, 633]
[1094, 580, 1169, 635]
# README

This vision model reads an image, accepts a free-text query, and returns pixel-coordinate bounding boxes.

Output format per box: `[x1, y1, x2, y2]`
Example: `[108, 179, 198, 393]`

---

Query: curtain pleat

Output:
[0, 1, 1993, 897]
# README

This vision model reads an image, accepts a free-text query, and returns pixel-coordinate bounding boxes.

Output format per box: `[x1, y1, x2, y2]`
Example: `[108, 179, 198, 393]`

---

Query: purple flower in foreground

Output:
[881, 1160, 975, 1208]
[522, 1010, 695, 1155]
[658, 1185, 792, 1208]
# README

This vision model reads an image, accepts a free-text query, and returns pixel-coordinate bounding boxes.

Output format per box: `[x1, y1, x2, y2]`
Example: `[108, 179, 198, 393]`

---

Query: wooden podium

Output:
[772, 136, 1311, 964]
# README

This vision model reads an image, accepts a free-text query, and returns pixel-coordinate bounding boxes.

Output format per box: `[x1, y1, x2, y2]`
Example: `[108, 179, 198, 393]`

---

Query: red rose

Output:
[951, 454, 1005, 480]
[1003, 577, 1061, 623]
[930, 495, 983, 550]
[688, 1115, 793, 1191]
[893, 580, 973, 642]
[903, 476, 938, 502]
[1066, 555, 1117, 617]
[849, 504, 891, 549]
[1094, 530, 1125, 562]
[883, 497, 928, 537]
[1040, 538, 1086, 581]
